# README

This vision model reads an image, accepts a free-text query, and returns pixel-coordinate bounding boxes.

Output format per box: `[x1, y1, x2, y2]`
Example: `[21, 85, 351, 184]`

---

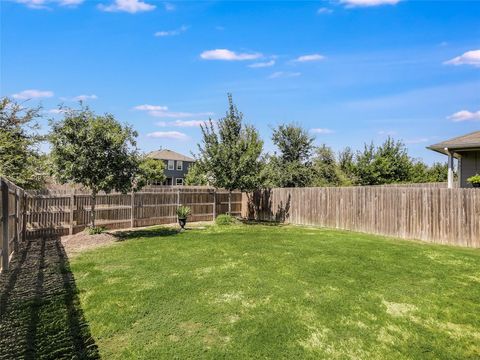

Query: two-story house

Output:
[146, 149, 195, 186]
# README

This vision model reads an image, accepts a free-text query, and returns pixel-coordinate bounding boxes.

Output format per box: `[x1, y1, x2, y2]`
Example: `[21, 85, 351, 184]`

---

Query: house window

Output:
[168, 160, 174, 170]
[176, 160, 183, 171]
[176, 178, 184, 186]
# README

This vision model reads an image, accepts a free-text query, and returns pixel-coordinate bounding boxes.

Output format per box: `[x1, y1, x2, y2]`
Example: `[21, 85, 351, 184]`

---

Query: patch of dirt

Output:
[61, 232, 117, 256]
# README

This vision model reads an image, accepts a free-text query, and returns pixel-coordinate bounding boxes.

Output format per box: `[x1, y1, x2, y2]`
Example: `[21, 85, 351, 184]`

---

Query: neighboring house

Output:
[146, 149, 195, 186]
[427, 131, 480, 188]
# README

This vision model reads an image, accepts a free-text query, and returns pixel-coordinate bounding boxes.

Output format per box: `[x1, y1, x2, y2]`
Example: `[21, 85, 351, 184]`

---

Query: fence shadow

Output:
[245, 190, 291, 223]
[0, 237, 100, 359]
[113, 226, 180, 241]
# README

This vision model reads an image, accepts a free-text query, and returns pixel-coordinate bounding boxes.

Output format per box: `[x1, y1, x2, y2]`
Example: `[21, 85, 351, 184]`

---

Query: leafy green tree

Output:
[0, 97, 46, 189]
[133, 157, 166, 190]
[49, 106, 139, 227]
[196, 94, 263, 213]
[426, 162, 448, 182]
[266, 123, 315, 187]
[184, 162, 209, 186]
[311, 144, 350, 186]
[338, 147, 356, 182]
[354, 138, 413, 185]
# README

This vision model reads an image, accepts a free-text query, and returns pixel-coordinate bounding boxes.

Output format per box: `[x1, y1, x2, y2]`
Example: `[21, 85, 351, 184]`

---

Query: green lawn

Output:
[71, 224, 480, 359]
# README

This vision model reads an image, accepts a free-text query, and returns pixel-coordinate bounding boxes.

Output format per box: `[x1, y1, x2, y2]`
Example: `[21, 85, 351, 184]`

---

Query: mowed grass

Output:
[70, 224, 480, 359]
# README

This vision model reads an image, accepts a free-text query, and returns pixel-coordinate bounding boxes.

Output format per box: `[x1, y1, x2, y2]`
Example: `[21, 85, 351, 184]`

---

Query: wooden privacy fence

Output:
[243, 187, 480, 248]
[26, 188, 242, 239]
[0, 178, 27, 272]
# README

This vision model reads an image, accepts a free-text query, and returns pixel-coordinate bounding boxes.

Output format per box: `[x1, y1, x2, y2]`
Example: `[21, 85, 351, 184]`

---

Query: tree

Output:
[0, 97, 46, 189]
[184, 162, 208, 186]
[266, 123, 315, 187]
[354, 138, 414, 185]
[338, 147, 356, 182]
[49, 106, 139, 227]
[196, 94, 263, 213]
[133, 158, 166, 190]
[311, 144, 350, 186]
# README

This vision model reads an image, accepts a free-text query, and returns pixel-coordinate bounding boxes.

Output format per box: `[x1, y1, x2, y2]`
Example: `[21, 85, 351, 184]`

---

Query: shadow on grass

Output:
[240, 219, 285, 226]
[113, 226, 180, 241]
[0, 237, 99, 359]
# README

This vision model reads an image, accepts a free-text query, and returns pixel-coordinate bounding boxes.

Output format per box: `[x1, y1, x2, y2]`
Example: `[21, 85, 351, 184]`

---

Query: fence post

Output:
[1, 180, 9, 271]
[177, 189, 180, 206]
[212, 189, 217, 220]
[14, 188, 19, 252]
[131, 191, 135, 228]
[69, 192, 75, 235]
[22, 193, 27, 242]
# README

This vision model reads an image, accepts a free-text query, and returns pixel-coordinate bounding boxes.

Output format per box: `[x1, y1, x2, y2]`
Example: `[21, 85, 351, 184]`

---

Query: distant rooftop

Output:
[147, 149, 195, 162]
[427, 131, 480, 156]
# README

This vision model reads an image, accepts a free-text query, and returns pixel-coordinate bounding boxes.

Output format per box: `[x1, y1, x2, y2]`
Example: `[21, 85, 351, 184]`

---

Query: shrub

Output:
[467, 174, 480, 184]
[176, 206, 191, 219]
[215, 214, 238, 226]
[87, 226, 106, 235]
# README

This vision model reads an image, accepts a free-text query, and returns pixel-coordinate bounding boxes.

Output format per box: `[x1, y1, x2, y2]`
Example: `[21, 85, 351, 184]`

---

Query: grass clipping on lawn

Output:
[70, 224, 480, 359]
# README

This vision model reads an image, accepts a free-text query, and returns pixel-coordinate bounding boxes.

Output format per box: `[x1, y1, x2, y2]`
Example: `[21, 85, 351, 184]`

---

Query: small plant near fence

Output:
[176, 205, 191, 229]
[467, 174, 480, 187]
[215, 214, 238, 226]
[86, 226, 106, 235]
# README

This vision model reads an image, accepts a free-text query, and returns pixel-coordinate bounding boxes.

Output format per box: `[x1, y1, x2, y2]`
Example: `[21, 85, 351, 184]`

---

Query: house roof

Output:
[427, 131, 480, 156]
[147, 149, 195, 162]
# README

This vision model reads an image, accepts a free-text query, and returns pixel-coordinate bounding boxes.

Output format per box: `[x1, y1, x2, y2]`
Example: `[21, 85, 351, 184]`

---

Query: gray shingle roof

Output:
[427, 131, 480, 156]
[147, 149, 195, 162]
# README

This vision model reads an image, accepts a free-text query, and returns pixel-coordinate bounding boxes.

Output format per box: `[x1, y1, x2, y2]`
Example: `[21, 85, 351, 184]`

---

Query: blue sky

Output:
[1, 0, 479, 163]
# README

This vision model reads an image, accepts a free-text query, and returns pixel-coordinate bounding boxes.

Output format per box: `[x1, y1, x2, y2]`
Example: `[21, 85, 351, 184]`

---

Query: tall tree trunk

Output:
[228, 190, 232, 215]
[90, 191, 97, 228]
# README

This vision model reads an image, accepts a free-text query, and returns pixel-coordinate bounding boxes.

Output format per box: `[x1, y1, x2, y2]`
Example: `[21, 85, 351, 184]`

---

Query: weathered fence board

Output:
[0, 178, 26, 272]
[243, 187, 480, 248]
[25, 188, 242, 238]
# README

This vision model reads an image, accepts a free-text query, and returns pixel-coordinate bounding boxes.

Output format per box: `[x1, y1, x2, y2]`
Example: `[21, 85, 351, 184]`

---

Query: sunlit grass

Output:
[71, 224, 480, 359]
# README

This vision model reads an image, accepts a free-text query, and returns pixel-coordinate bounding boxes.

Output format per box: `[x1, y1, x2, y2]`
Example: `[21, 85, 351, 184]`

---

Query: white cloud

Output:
[444, 50, 480, 67]
[294, 54, 326, 62]
[14, 0, 48, 9]
[147, 131, 189, 140]
[310, 128, 334, 134]
[134, 104, 168, 111]
[73, 94, 98, 101]
[134, 104, 213, 119]
[447, 110, 480, 122]
[200, 49, 262, 61]
[48, 108, 65, 114]
[170, 120, 206, 127]
[164, 2, 175, 11]
[98, 0, 155, 13]
[340, 0, 400, 7]
[378, 130, 397, 136]
[58, 0, 83, 6]
[14, 0, 83, 8]
[12, 89, 54, 99]
[269, 71, 301, 79]
[317, 7, 333, 14]
[248, 60, 275, 68]
[405, 137, 430, 144]
[155, 25, 188, 37]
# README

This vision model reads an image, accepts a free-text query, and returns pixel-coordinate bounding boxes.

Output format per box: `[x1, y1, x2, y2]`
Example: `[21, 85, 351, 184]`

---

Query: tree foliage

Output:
[49, 106, 139, 226]
[0, 97, 46, 189]
[133, 158, 166, 190]
[265, 124, 315, 187]
[196, 94, 263, 212]
[185, 162, 209, 186]
[311, 145, 350, 187]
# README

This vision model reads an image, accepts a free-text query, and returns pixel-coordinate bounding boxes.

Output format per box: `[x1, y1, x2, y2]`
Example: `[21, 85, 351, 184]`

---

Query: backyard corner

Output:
[32, 223, 480, 359]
